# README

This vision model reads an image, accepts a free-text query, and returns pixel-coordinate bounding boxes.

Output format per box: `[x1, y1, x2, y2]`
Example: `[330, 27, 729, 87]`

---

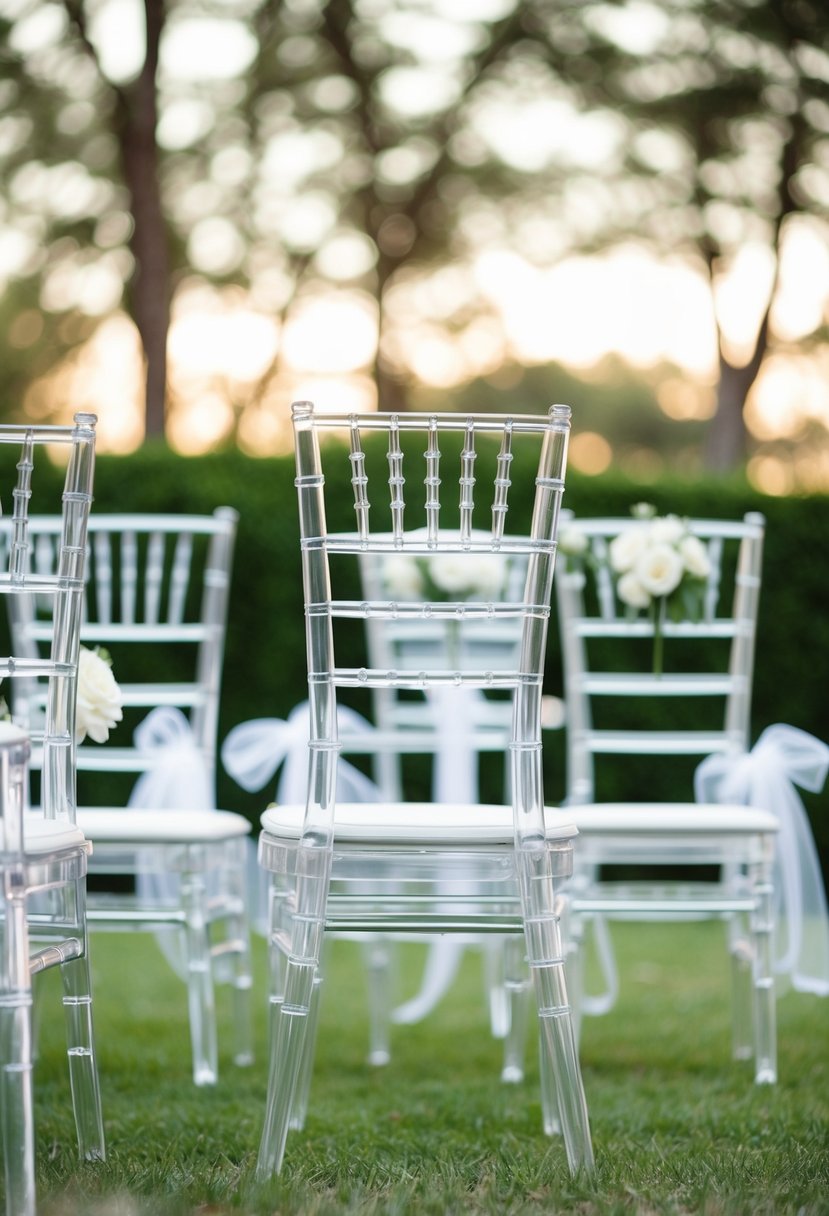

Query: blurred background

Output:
[1, 0, 827, 494]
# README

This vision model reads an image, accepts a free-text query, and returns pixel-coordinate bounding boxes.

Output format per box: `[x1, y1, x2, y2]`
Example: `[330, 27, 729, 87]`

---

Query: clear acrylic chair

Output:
[554, 512, 780, 1082]
[351, 542, 535, 1074]
[0, 416, 104, 1216]
[8, 510, 254, 1087]
[256, 402, 593, 1179]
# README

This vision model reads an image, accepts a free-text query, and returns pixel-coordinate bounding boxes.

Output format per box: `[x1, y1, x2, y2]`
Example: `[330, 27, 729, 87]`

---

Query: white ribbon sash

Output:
[695, 723, 829, 996]
[221, 702, 381, 804]
[128, 706, 212, 812]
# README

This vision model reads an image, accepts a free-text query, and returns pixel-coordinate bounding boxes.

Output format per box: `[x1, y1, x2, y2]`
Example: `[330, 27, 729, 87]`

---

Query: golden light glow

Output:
[568, 430, 613, 475]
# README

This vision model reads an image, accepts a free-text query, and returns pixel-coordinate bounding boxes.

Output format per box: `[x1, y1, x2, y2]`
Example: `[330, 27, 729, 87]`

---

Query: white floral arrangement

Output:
[76, 645, 123, 743]
[562, 504, 712, 675]
[382, 552, 506, 602]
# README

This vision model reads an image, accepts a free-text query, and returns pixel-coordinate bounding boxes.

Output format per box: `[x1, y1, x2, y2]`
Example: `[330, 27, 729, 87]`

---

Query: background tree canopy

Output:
[0, 0, 827, 488]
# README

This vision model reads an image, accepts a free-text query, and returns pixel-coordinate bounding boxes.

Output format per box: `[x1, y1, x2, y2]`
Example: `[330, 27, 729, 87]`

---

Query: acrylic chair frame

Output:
[256, 402, 593, 1180]
[554, 511, 779, 1083]
[0, 415, 104, 1216]
[7, 509, 254, 1088]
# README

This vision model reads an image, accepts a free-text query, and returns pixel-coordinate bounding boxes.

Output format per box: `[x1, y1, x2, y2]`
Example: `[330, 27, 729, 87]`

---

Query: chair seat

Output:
[77, 808, 252, 844]
[22, 813, 89, 854]
[261, 801, 578, 846]
[565, 803, 779, 834]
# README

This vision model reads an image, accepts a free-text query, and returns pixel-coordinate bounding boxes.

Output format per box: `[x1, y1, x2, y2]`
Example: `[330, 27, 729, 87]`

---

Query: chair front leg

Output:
[257, 840, 331, 1180]
[225, 838, 254, 1069]
[60, 894, 105, 1162]
[517, 843, 594, 1174]
[749, 846, 777, 1084]
[1, 890, 36, 1216]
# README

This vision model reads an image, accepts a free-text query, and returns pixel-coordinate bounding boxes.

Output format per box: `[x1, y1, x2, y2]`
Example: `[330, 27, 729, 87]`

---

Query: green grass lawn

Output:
[23, 921, 829, 1215]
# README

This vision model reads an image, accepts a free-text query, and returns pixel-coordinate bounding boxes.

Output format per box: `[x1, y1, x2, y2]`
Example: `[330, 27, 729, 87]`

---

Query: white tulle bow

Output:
[128, 706, 212, 811]
[221, 702, 381, 804]
[695, 723, 829, 996]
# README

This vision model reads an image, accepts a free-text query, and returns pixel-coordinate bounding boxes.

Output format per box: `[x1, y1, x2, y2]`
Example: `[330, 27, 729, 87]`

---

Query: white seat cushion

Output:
[261, 801, 578, 846]
[22, 813, 88, 854]
[565, 803, 779, 835]
[78, 808, 252, 844]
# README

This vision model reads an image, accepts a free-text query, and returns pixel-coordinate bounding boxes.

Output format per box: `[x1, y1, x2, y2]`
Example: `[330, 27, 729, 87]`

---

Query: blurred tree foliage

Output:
[0, 0, 827, 473]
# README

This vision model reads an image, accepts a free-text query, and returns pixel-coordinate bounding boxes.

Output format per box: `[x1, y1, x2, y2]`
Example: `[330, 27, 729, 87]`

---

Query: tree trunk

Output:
[117, 0, 169, 440]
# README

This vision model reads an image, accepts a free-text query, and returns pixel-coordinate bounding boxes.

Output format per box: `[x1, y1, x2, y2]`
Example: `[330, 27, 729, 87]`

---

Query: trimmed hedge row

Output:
[15, 443, 829, 874]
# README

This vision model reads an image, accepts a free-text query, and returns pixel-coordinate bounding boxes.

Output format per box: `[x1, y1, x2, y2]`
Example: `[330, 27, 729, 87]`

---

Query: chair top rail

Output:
[23, 623, 215, 644]
[0, 416, 96, 444]
[9, 509, 239, 536]
[560, 512, 765, 539]
[294, 406, 570, 435]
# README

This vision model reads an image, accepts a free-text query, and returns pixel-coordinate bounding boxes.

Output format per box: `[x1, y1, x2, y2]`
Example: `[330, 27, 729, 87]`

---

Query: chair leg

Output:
[500, 935, 531, 1084]
[363, 937, 392, 1066]
[1, 894, 37, 1216]
[289, 966, 323, 1131]
[60, 942, 105, 1160]
[227, 840, 254, 1069]
[257, 841, 330, 1179]
[750, 855, 777, 1085]
[518, 846, 594, 1174]
[181, 862, 218, 1086]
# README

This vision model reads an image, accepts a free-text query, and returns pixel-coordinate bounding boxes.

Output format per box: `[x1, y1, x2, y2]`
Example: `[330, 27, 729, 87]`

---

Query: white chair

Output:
[0, 416, 104, 1216]
[8, 511, 254, 1087]
[256, 402, 593, 1179]
[554, 512, 780, 1082]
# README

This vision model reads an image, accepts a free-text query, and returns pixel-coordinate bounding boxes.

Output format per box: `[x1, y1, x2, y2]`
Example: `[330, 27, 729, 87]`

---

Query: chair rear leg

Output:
[500, 934, 531, 1084]
[750, 853, 777, 1084]
[363, 937, 393, 1066]
[181, 862, 218, 1086]
[226, 840, 254, 1068]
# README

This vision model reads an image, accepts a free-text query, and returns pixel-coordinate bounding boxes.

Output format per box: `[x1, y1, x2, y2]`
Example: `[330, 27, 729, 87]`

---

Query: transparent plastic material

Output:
[8, 511, 253, 1086]
[0, 417, 104, 1216]
[555, 512, 779, 1082]
[257, 404, 593, 1179]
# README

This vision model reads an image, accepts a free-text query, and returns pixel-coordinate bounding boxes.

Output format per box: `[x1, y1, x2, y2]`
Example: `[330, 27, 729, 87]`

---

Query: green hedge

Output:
[15, 443, 829, 874]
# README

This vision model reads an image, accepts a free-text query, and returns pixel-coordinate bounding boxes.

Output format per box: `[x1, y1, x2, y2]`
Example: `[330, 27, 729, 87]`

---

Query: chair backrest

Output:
[291, 402, 571, 846]
[0, 415, 97, 821]
[6, 509, 238, 806]
[554, 511, 765, 805]
[357, 537, 529, 800]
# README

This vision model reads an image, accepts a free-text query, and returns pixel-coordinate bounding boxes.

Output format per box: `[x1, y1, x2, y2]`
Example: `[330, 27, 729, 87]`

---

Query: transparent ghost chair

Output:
[0, 416, 104, 1216]
[256, 402, 593, 1180]
[352, 542, 536, 1076]
[554, 511, 780, 1082]
[8, 510, 254, 1087]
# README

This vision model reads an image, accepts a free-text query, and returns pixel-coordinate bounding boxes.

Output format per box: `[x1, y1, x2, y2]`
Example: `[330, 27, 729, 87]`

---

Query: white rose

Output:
[648, 514, 686, 545]
[609, 527, 649, 573]
[679, 534, 711, 578]
[617, 569, 651, 609]
[635, 543, 684, 598]
[76, 646, 123, 744]
[383, 555, 423, 599]
[558, 526, 588, 557]
[465, 554, 505, 598]
[428, 554, 474, 594]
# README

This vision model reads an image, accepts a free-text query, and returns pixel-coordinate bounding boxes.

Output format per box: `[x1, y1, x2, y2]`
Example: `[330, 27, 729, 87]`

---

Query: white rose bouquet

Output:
[382, 551, 506, 603]
[382, 550, 507, 669]
[608, 503, 711, 675]
[76, 646, 123, 743]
